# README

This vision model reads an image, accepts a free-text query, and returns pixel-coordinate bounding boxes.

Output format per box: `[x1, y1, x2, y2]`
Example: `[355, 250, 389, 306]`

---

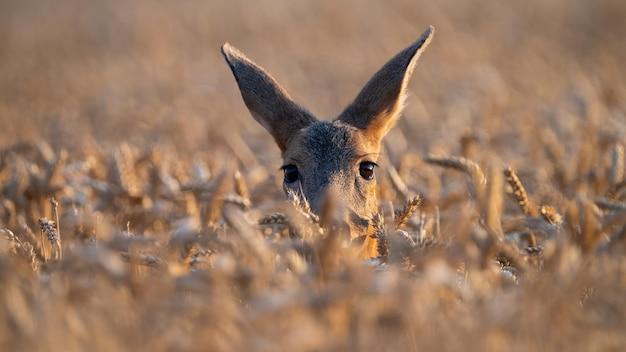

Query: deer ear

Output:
[221, 43, 316, 151]
[338, 26, 434, 144]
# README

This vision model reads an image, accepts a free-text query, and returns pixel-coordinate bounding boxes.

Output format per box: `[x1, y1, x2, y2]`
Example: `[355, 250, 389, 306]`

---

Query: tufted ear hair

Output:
[221, 43, 316, 151]
[337, 26, 434, 145]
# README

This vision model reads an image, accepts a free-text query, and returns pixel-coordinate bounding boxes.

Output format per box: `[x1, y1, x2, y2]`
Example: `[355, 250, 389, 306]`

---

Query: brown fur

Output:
[222, 26, 434, 246]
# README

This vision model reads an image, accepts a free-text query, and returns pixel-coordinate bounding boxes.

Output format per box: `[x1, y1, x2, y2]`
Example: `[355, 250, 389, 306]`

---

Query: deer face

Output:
[281, 120, 380, 218]
[221, 26, 434, 222]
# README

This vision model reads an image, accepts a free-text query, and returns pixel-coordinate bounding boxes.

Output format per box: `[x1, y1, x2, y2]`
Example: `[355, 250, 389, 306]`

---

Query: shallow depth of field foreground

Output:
[1, 0, 626, 351]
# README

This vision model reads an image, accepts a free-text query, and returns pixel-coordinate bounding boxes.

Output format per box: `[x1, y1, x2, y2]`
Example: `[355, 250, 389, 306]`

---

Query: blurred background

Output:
[1, 0, 624, 160]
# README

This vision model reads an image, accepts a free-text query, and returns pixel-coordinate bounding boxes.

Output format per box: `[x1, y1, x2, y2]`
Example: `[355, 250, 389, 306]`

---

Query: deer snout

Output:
[306, 174, 351, 218]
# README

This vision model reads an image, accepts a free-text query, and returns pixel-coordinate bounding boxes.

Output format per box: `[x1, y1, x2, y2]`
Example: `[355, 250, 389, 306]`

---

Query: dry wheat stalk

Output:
[424, 155, 486, 185]
[371, 213, 388, 261]
[258, 208, 322, 240]
[120, 252, 164, 269]
[504, 167, 543, 247]
[504, 167, 537, 217]
[595, 207, 626, 249]
[539, 205, 563, 226]
[38, 223, 47, 262]
[581, 200, 601, 252]
[386, 164, 411, 200]
[286, 189, 320, 224]
[1, 228, 40, 270]
[595, 198, 626, 212]
[38, 218, 61, 260]
[434, 206, 441, 238]
[424, 155, 486, 198]
[607, 180, 626, 200]
[602, 225, 626, 252]
[258, 213, 290, 226]
[394, 196, 421, 229]
[541, 129, 568, 190]
[205, 171, 233, 229]
[575, 137, 594, 185]
[111, 144, 142, 198]
[460, 131, 481, 160]
[494, 238, 529, 274]
[49, 197, 62, 259]
[223, 193, 251, 210]
[2, 228, 20, 253]
[416, 212, 432, 241]
[485, 164, 504, 238]
[233, 170, 251, 209]
[17, 223, 46, 262]
[24, 241, 40, 271]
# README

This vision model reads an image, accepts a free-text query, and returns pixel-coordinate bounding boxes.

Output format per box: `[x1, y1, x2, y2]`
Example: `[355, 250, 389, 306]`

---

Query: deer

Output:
[221, 26, 434, 258]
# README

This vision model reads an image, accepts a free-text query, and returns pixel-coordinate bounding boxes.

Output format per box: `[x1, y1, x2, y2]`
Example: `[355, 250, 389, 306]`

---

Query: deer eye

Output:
[282, 164, 299, 183]
[359, 161, 376, 180]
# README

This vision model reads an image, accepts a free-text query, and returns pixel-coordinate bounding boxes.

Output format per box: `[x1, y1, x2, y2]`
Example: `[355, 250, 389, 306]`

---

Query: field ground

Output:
[1, 0, 626, 351]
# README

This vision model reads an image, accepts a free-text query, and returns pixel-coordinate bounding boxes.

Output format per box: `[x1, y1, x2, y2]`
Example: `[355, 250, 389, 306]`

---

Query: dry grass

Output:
[1, 0, 626, 351]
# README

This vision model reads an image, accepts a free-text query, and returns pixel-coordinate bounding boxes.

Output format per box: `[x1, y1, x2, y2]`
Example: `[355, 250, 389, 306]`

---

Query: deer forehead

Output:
[283, 121, 379, 170]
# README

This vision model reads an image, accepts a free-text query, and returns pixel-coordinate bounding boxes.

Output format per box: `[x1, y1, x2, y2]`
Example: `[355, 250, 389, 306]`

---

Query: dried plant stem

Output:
[542, 129, 568, 191]
[605, 225, 626, 251]
[50, 197, 62, 259]
[120, 252, 164, 269]
[286, 189, 320, 225]
[39, 225, 47, 262]
[460, 131, 481, 160]
[581, 200, 600, 252]
[204, 171, 233, 229]
[2, 228, 40, 270]
[435, 206, 440, 237]
[233, 170, 251, 209]
[504, 167, 538, 246]
[223, 193, 251, 209]
[394, 196, 421, 229]
[504, 167, 536, 216]
[595, 198, 626, 211]
[39, 218, 61, 260]
[424, 155, 486, 197]
[258, 213, 290, 226]
[608, 180, 626, 200]
[485, 164, 503, 238]
[539, 205, 563, 226]
[386, 164, 411, 200]
[372, 213, 388, 261]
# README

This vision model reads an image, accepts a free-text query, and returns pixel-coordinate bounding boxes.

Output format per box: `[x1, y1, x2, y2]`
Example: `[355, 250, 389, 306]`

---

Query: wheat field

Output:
[1, 0, 625, 351]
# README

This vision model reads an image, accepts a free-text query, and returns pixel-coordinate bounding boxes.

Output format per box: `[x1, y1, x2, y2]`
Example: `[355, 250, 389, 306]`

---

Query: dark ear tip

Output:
[405, 26, 434, 56]
[418, 25, 435, 45]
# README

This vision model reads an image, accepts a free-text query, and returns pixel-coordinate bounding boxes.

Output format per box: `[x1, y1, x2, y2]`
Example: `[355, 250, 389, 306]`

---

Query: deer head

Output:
[222, 26, 434, 230]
